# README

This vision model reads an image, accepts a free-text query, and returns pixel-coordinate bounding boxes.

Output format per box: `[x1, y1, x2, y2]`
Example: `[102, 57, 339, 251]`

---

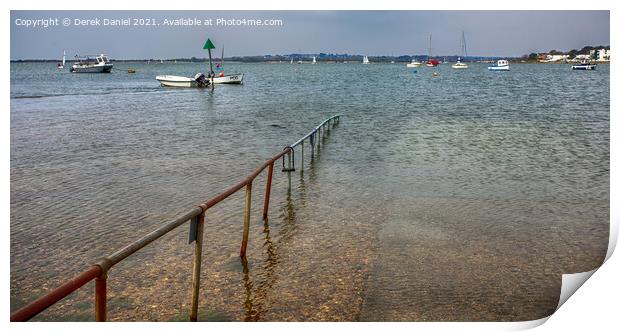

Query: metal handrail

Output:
[10, 115, 340, 322]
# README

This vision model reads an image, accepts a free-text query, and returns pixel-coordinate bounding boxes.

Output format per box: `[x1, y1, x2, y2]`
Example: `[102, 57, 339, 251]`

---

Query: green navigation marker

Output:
[203, 38, 215, 50]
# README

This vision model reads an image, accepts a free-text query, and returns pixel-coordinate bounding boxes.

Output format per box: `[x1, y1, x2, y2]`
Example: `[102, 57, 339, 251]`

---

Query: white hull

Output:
[451, 63, 469, 69]
[488, 60, 510, 71]
[71, 64, 113, 73]
[212, 73, 244, 84]
[156, 75, 198, 88]
[572, 65, 596, 70]
[406, 63, 422, 68]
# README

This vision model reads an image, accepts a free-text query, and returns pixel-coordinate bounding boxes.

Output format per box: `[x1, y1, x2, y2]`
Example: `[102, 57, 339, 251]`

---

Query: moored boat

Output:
[406, 58, 422, 68]
[156, 74, 210, 88]
[57, 50, 66, 69]
[451, 58, 468, 69]
[213, 44, 244, 84]
[488, 59, 510, 71]
[571, 60, 596, 70]
[451, 32, 469, 69]
[426, 34, 439, 67]
[426, 59, 440, 67]
[70, 54, 113, 73]
[212, 73, 244, 84]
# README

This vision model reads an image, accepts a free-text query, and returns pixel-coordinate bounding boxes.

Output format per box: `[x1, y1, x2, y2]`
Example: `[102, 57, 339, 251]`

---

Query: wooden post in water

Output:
[95, 273, 107, 322]
[190, 211, 206, 321]
[240, 182, 252, 258]
[262, 162, 274, 220]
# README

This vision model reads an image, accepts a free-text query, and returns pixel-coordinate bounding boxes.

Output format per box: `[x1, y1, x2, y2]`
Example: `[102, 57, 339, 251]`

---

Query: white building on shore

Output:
[590, 48, 610, 61]
[540, 54, 570, 62]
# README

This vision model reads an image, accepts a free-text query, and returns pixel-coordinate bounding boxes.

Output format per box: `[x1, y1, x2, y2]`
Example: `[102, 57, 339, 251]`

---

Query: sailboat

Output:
[407, 58, 422, 68]
[452, 31, 469, 69]
[212, 44, 244, 84]
[426, 34, 439, 67]
[362, 55, 370, 64]
[57, 50, 66, 69]
[312, 56, 317, 64]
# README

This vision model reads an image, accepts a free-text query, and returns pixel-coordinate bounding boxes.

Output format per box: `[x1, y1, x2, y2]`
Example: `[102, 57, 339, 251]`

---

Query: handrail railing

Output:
[10, 114, 340, 322]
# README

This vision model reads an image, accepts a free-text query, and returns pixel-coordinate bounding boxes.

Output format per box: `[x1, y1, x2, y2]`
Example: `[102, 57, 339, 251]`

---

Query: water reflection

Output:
[240, 131, 333, 321]
[241, 216, 279, 321]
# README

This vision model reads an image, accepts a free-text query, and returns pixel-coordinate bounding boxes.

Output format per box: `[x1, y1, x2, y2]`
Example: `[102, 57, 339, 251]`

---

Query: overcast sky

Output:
[10, 11, 610, 59]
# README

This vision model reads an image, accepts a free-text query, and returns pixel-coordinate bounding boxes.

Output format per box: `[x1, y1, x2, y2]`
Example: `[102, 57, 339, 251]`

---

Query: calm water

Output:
[10, 61, 609, 321]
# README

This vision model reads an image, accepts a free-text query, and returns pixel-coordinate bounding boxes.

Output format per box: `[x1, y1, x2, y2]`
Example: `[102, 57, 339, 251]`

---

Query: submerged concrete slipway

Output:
[10, 62, 609, 321]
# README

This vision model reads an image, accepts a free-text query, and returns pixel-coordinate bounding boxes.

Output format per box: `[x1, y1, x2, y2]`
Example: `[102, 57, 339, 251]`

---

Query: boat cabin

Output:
[96, 55, 110, 64]
[497, 60, 509, 67]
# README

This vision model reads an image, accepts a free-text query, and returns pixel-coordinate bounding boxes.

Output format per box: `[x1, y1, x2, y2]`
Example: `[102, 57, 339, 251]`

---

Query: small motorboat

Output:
[127, 68, 136, 74]
[156, 73, 211, 88]
[212, 73, 244, 84]
[406, 59, 422, 68]
[488, 59, 510, 71]
[70, 54, 113, 73]
[571, 60, 596, 70]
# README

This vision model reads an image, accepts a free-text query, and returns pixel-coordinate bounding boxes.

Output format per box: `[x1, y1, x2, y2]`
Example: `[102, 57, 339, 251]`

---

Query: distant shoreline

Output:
[10, 59, 610, 64]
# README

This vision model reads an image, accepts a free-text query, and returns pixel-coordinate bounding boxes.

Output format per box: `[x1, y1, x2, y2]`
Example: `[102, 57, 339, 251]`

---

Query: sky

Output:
[10, 11, 610, 59]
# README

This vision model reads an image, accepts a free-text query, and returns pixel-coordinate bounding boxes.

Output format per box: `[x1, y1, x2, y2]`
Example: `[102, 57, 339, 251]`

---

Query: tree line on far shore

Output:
[523, 45, 610, 61]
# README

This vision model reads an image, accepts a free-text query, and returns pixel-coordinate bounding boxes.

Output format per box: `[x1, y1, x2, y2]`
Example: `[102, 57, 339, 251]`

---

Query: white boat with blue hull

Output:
[571, 60, 596, 70]
[488, 59, 510, 71]
[70, 54, 113, 73]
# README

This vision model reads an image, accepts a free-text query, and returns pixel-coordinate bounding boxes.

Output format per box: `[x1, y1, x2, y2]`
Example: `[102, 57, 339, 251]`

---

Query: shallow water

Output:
[10, 61, 609, 321]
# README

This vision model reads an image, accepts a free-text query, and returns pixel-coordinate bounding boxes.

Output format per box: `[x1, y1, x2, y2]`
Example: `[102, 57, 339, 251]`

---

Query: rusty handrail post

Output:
[240, 182, 253, 258]
[10, 265, 102, 322]
[94, 258, 112, 322]
[262, 162, 274, 220]
[287, 150, 292, 188]
[10, 115, 341, 322]
[300, 141, 304, 171]
[190, 210, 206, 322]
[95, 272, 107, 321]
